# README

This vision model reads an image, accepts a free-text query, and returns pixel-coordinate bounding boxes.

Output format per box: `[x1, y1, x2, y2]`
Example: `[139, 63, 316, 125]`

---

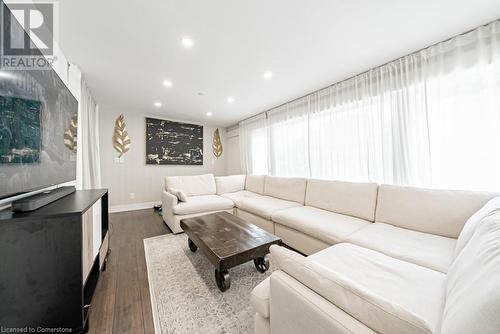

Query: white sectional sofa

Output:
[161, 174, 235, 233]
[161, 173, 500, 333]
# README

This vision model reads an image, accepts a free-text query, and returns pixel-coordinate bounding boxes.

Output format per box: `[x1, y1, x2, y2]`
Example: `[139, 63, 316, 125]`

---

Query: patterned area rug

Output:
[144, 234, 274, 334]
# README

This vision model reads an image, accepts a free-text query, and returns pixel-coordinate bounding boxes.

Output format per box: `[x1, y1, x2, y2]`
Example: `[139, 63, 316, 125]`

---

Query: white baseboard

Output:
[109, 201, 160, 213]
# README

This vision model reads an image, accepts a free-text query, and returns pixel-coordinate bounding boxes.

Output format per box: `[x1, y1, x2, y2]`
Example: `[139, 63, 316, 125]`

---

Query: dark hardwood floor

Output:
[88, 209, 171, 334]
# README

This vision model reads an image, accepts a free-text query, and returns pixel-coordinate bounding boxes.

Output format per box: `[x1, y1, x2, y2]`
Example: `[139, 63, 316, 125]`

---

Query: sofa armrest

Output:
[162, 190, 178, 221]
[251, 277, 270, 318]
[162, 189, 178, 208]
[270, 271, 376, 334]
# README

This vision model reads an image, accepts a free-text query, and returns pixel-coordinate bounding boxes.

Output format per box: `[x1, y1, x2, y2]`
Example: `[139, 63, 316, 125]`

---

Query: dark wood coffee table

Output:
[180, 212, 281, 292]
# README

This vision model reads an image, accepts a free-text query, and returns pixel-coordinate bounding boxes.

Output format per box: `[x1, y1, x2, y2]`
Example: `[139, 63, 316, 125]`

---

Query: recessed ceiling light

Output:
[263, 71, 273, 79]
[154, 101, 162, 108]
[227, 97, 235, 103]
[206, 112, 213, 117]
[163, 80, 173, 87]
[181, 37, 194, 48]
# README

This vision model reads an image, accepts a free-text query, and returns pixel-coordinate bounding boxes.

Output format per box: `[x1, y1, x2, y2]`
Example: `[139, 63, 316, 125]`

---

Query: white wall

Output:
[225, 125, 243, 175]
[99, 109, 227, 212]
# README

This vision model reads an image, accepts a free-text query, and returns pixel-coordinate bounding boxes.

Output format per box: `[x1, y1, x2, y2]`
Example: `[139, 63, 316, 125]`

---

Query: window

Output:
[240, 21, 500, 191]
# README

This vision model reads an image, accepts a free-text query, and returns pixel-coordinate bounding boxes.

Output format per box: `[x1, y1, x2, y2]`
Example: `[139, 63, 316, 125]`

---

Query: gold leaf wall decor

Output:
[212, 128, 223, 158]
[112, 114, 131, 157]
[64, 112, 78, 153]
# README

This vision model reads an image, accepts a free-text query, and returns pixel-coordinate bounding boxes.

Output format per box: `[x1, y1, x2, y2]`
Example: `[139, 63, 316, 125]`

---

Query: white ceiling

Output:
[58, 0, 500, 127]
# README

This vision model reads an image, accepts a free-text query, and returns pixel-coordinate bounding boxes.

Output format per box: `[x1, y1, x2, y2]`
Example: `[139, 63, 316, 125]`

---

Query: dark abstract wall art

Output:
[145, 117, 203, 165]
[0, 96, 42, 164]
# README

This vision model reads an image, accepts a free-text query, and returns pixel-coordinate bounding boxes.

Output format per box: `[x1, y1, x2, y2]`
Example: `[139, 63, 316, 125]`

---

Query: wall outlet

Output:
[129, 193, 135, 199]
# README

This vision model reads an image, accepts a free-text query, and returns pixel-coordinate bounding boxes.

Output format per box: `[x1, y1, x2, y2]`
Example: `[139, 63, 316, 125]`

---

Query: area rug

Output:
[144, 234, 274, 334]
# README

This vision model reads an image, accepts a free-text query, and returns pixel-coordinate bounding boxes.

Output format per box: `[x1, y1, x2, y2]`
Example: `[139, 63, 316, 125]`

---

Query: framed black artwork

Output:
[145, 117, 203, 165]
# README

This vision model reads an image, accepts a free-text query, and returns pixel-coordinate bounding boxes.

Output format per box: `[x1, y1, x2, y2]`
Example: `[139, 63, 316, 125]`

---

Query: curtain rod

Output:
[228, 18, 500, 128]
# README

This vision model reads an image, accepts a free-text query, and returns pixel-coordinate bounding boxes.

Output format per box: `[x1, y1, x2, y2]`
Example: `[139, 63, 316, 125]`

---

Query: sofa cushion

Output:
[272, 244, 446, 334]
[453, 196, 500, 258]
[165, 174, 216, 196]
[169, 188, 188, 202]
[264, 176, 307, 204]
[272, 206, 370, 245]
[274, 224, 330, 256]
[238, 196, 301, 220]
[440, 211, 500, 334]
[251, 277, 270, 318]
[345, 223, 456, 273]
[172, 195, 234, 215]
[221, 190, 261, 206]
[215, 175, 246, 195]
[306, 179, 378, 221]
[375, 184, 495, 238]
[245, 175, 266, 194]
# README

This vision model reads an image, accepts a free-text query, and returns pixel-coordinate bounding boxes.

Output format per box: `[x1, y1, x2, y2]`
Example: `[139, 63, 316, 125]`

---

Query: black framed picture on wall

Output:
[145, 117, 203, 165]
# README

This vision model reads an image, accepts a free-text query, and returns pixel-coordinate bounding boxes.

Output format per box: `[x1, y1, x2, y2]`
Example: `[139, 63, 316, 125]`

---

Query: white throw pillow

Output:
[170, 188, 188, 202]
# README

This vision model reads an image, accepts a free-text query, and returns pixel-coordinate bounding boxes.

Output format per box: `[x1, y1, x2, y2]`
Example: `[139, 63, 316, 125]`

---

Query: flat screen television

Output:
[0, 2, 78, 200]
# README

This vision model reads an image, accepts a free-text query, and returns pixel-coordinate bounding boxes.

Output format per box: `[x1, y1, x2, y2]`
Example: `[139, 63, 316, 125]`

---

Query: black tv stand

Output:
[0, 189, 109, 333]
[12, 185, 76, 212]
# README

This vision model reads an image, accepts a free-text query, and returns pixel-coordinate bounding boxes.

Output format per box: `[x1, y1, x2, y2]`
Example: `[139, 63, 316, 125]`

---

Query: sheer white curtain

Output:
[309, 56, 432, 186]
[268, 100, 310, 177]
[239, 114, 269, 175]
[424, 22, 500, 191]
[79, 80, 102, 189]
[240, 20, 500, 191]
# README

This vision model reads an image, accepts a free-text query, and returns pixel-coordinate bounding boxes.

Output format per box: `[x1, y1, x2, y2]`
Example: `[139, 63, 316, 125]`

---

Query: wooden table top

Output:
[180, 212, 281, 268]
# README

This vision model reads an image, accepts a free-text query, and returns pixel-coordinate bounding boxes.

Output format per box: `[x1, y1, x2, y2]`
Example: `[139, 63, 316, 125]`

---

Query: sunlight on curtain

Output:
[249, 127, 268, 175]
[424, 23, 500, 191]
[239, 20, 500, 192]
[239, 114, 268, 175]
[268, 101, 310, 177]
[308, 96, 386, 183]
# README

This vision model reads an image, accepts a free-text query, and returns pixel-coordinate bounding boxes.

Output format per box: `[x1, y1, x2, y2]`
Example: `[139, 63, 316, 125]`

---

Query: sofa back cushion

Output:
[165, 174, 216, 196]
[306, 179, 378, 221]
[264, 176, 307, 204]
[453, 196, 500, 258]
[375, 184, 495, 238]
[440, 211, 500, 334]
[215, 175, 246, 195]
[245, 175, 266, 194]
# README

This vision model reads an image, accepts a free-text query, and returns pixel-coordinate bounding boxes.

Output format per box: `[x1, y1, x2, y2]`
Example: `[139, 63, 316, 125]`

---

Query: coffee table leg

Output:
[188, 238, 198, 252]
[215, 268, 231, 292]
[254, 256, 270, 273]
